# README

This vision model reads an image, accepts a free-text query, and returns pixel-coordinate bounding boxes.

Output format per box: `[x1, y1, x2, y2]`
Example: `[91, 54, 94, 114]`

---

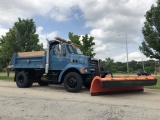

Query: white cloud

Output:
[0, 0, 157, 62]
[129, 52, 149, 61]
[36, 26, 59, 48]
[36, 26, 43, 34]
[90, 29, 107, 40]
[0, 26, 8, 38]
[0, 0, 78, 24]
[112, 52, 150, 62]
[82, 0, 157, 61]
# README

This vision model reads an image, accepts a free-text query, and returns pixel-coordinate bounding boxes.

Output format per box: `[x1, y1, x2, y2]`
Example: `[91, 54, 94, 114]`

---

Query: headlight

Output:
[80, 68, 87, 73]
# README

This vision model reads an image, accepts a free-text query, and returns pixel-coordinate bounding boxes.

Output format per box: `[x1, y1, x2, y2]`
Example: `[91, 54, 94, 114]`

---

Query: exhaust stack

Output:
[45, 39, 49, 74]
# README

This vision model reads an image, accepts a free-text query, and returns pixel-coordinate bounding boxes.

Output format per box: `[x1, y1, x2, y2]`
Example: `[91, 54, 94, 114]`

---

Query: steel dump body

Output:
[12, 51, 46, 69]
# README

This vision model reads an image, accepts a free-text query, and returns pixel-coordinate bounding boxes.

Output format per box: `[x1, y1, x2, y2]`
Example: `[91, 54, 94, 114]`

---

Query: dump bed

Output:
[12, 51, 46, 69]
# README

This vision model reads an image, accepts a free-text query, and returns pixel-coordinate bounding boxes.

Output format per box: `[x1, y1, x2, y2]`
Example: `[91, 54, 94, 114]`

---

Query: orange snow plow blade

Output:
[90, 76, 157, 96]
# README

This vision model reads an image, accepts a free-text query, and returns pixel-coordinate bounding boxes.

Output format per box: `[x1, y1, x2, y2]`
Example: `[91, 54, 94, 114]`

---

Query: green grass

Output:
[0, 72, 14, 81]
[0, 76, 14, 81]
[0, 72, 14, 76]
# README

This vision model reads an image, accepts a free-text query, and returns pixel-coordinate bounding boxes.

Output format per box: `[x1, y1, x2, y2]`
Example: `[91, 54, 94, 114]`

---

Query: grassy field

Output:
[0, 72, 160, 89]
[0, 72, 14, 81]
[145, 76, 160, 89]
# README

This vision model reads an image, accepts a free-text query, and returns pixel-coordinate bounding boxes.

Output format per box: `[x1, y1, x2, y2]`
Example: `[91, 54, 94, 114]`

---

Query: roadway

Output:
[0, 80, 160, 120]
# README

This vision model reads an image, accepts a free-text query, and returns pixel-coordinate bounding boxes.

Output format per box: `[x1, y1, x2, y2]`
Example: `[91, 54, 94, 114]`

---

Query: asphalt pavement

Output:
[0, 80, 160, 120]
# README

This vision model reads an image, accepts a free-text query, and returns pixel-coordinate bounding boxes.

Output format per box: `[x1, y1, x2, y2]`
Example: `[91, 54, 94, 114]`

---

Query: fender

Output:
[58, 63, 89, 82]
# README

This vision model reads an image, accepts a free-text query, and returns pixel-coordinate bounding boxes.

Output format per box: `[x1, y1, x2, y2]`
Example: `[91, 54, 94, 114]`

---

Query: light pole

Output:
[142, 59, 145, 72]
[119, 33, 129, 76]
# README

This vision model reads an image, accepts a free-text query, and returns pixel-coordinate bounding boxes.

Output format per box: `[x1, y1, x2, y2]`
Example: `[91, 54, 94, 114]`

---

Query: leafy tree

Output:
[115, 62, 126, 73]
[0, 18, 43, 68]
[144, 60, 155, 73]
[100, 58, 116, 73]
[129, 60, 139, 72]
[139, 0, 160, 59]
[68, 32, 81, 47]
[68, 32, 95, 57]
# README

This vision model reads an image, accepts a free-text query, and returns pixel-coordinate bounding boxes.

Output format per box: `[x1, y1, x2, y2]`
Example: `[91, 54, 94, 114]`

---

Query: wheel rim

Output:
[18, 76, 24, 85]
[67, 77, 77, 88]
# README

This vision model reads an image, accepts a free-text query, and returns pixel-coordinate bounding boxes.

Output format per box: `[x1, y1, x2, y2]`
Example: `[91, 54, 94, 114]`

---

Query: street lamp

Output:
[119, 33, 129, 76]
[142, 59, 145, 72]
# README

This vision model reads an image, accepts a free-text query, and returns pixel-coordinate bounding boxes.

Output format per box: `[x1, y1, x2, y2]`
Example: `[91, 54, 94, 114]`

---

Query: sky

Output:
[0, 0, 157, 62]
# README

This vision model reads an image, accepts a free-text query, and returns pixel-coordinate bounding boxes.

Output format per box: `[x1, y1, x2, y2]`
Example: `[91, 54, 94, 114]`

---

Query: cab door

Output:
[49, 43, 68, 70]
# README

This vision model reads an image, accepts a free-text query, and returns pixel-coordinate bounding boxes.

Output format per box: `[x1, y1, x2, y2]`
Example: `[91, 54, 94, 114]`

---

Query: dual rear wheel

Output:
[16, 71, 33, 88]
[16, 71, 48, 88]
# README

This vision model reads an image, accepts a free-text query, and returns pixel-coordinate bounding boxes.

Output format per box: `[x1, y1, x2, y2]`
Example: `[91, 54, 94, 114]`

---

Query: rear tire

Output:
[26, 72, 34, 87]
[64, 72, 83, 92]
[16, 71, 30, 88]
[27, 81, 33, 87]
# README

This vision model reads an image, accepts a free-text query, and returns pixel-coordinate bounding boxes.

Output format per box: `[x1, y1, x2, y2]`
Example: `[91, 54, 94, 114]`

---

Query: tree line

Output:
[100, 58, 157, 74]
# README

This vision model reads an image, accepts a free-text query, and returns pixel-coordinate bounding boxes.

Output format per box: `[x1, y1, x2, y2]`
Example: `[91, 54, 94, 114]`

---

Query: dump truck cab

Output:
[45, 38, 99, 83]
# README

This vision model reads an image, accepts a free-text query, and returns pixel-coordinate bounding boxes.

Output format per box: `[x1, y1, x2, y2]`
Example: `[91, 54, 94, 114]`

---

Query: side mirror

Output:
[99, 59, 102, 63]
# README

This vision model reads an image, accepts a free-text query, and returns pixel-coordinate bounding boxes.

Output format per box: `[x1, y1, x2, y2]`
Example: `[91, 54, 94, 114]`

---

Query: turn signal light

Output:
[80, 68, 87, 73]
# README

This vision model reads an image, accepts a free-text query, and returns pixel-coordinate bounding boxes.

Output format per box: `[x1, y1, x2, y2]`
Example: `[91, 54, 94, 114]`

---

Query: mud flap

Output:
[90, 76, 157, 96]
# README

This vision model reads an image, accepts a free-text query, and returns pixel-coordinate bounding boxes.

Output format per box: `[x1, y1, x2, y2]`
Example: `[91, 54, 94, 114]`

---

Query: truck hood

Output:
[69, 54, 89, 64]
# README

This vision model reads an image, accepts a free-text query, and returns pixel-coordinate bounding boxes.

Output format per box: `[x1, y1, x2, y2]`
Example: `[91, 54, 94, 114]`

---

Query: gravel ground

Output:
[0, 80, 160, 120]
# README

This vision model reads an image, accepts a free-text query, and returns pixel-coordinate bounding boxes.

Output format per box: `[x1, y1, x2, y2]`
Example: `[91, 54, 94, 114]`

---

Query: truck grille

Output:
[89, 60, 98, 72]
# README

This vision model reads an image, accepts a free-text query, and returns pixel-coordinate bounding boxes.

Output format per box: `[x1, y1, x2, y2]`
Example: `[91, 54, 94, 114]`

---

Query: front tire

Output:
[64, 72, 83, 92]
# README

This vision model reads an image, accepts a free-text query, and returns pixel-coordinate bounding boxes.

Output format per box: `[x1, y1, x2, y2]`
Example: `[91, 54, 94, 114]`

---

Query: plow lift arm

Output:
[90, 74, 157, 96]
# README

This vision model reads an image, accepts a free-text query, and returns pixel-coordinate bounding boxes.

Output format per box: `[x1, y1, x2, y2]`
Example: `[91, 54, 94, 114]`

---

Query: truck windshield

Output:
[67, 45, 82, 55]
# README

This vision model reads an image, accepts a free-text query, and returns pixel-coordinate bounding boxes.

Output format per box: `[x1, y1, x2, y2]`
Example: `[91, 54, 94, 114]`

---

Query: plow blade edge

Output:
[90, 76, 157, 96]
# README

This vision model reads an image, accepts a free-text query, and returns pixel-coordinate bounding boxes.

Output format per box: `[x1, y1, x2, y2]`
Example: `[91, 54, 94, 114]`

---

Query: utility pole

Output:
[126, 33, 129, 76]
[119, 33, 129, 76]
[142, 59, 145, 72]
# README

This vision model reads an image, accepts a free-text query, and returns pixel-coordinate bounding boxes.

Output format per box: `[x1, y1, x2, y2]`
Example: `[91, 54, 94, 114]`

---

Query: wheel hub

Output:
[68, 78, 77, 88]
[18, 76, 24, 84]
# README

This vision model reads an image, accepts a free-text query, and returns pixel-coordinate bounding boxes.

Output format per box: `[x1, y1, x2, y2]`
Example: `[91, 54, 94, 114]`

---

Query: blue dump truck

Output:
[10, 37, 157, 95]
[11, 37, 101, 92]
